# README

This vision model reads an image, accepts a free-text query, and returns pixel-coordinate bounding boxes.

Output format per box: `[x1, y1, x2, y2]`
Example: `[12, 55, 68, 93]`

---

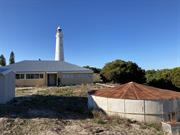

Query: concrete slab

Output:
[162, 122, 180, 135]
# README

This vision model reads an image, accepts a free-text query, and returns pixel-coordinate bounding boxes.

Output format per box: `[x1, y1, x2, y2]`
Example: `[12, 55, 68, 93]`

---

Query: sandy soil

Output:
[0, 84, 164, 135]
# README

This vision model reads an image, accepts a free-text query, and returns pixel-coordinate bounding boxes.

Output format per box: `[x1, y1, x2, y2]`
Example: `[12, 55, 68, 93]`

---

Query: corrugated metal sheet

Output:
[89, 82, 180, 100]
[5, 60, 93, 73]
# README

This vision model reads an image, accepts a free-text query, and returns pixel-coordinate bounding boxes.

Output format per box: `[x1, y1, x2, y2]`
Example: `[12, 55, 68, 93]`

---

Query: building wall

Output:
[0, 72, 15, 104]
[15, 72, 93, 87]
[0, 75, 5, 103]
[16, 78, 46, 87]
[61, 72, 93, 85]
[16, 72, 46, 87]
[4, 72, 15, 103]
[177, 100, 180, 121]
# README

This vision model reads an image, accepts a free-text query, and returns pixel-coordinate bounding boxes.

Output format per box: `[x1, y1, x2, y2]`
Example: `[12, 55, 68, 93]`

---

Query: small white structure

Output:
[88, 82, 180, 123]
[162, 122, 180, 135]
[0, 68, 15, 104]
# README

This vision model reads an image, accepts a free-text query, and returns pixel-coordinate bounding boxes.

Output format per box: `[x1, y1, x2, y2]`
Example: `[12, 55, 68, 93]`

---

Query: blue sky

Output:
[0, 0, 179, 70]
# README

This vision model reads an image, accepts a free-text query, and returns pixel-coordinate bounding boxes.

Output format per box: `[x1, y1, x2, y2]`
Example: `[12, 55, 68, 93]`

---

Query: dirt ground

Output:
[0, 84, 164, 135]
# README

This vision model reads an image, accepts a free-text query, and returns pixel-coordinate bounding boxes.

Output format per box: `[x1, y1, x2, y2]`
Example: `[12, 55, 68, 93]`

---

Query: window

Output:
[26, 74, 44, 79]
[40, 74, 43, 78]
[16, 74, 25, 79]
[26, 74, 33, 79]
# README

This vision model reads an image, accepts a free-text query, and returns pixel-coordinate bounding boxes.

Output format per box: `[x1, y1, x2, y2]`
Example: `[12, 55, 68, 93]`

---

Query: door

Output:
[47, 74, 57, 86]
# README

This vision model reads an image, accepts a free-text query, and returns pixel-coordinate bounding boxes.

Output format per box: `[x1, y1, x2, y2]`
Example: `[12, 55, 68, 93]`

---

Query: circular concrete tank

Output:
[88, 82, 180, 123]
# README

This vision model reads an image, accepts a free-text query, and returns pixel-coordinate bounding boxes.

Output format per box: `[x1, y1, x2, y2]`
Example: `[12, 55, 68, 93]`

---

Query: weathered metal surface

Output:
[89, 82, 180, 100]
[125, 100, 144, 114]
[145, 100, 163, 114]
[144, 115, 162, 123]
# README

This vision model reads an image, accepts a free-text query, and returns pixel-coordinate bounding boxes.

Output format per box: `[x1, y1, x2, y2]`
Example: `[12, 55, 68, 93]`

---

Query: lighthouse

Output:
[55, 26, 64, 61]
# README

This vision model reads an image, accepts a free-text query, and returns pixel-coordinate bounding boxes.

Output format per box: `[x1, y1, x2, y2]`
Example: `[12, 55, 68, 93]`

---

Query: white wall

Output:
[93, 96, 108, 111]
[0, 71, 15, 104]
[177, 100, 180, 121]
[145, 100, 163, 114]
[107, 98, 124, 113]
[88, 94, 180, 123]
[61, 73, 93, 85]
[5, 72, 15, 103]
[0, 75, 5, 103]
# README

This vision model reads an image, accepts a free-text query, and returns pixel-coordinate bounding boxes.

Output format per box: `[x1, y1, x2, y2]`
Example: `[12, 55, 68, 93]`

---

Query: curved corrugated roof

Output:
[89, 82, 180, 100]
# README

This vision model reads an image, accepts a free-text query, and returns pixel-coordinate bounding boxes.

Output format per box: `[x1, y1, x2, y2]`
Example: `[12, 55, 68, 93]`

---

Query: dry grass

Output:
[0, 84, 164, 135]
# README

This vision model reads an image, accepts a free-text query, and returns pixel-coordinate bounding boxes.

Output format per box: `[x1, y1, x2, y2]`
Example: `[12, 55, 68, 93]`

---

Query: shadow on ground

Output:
[0, 95, 92, 120]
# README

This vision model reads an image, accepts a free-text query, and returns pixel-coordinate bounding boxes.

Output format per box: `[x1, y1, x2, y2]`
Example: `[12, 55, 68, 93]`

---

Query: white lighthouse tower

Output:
[55, 26, 64, 61]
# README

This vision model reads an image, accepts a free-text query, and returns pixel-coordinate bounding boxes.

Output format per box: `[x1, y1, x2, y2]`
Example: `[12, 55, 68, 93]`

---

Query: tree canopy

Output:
[146, 68, 180, 90]
[100, 59, 179, 91]
[83, 66, 101, 74]
[9, 51, 15, 64]
[100, 60, 146, 83]
[0, 55, 6, 66]
[171, 67, 180, 88]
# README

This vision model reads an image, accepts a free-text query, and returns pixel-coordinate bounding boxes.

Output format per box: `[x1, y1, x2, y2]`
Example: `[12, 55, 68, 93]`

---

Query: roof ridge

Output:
[109, 85, 125, 97]
[92, 82, 180, 100]
[133, 83, 157, 99]
[120, 83, 131, 99]
[131, 83, 140, 100]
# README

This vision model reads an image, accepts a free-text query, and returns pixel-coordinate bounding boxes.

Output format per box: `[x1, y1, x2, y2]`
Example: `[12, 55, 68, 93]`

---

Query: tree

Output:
[9, 51, 15, 64]
[0, 55, 6, 66]
[147, 78, 177, 91]
[145, 70, 156, 83]
[83, 66, 102, 83]
[83, 66, 101, 73]
[145, 68, 180, 91]
[171, 67, 180, 88]
[145, 69, 172, 84]
[100, 60, 146, 83]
